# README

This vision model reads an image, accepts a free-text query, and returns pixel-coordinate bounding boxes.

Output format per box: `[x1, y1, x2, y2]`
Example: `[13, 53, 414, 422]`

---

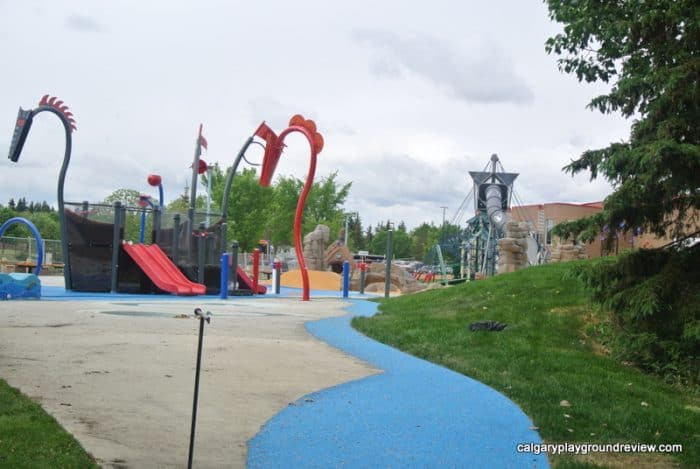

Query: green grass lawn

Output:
[0, 379, 98, 469]
[353, 261, 700, 468]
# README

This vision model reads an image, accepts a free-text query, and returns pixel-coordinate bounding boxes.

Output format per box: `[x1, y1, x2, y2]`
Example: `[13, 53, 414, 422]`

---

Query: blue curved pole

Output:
[138, 197, 156, 244]
[158, 183, 164, 210]
[139, 211, 146, 244]
[0, 217, 44, 276]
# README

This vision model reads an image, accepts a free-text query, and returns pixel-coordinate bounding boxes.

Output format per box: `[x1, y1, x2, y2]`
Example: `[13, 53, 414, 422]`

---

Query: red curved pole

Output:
[276, 126, 318, 301]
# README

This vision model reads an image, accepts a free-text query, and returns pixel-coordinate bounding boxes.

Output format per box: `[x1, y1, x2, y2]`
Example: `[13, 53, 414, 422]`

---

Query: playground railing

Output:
[0, 236, 63, 272]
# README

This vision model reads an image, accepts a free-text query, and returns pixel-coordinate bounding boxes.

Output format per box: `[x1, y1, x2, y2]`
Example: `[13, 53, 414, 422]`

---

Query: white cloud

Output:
[0, 0, 631, 234]
[352, 29, 534, 105]
[65, 14, 107, 33]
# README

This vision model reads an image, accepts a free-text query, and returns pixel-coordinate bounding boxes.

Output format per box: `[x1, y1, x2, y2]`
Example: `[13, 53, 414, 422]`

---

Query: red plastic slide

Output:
[123, 243, 206, 295]
[236, 266, 267, 294]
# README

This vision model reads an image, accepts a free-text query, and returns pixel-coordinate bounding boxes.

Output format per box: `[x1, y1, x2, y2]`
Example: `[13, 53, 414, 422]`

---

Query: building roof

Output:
[513, 201, 603, 210]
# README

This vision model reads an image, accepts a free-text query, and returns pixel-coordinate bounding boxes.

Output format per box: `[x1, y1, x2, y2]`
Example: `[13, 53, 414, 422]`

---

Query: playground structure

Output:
[429, 154, 539, 282]
[6, 95, 322, 299]
[0, 217, 43, 299]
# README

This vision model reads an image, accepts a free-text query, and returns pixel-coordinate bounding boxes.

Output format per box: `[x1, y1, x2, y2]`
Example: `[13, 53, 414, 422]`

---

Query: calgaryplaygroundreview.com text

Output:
[516, 442, 683, 456]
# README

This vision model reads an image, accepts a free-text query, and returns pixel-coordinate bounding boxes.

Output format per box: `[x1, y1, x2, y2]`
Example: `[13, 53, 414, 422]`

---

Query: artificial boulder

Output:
[497, 221, 530, 274]
[349, 262, 426, 294]
[550, 243, 588, 262]
[303, 224, 330, 270]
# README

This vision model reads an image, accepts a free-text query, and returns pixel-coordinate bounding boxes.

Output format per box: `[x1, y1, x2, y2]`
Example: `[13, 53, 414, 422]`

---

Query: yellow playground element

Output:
[280, 269, 341, 291]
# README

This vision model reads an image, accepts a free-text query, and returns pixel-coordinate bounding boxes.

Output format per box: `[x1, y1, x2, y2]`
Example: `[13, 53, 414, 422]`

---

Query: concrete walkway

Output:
[0, 288, 378, 468]
[1, 278, 547, 468]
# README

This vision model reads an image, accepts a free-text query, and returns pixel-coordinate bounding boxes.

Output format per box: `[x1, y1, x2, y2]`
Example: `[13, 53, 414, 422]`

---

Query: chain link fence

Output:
[0, 236, 63, 274]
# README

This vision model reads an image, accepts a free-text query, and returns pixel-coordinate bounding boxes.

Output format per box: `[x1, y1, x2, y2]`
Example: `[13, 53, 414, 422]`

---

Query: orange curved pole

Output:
[257, 115, 324, 301]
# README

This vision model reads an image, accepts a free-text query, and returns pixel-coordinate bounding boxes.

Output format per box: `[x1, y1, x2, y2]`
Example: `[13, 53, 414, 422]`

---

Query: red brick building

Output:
[510, 202, 635, 258]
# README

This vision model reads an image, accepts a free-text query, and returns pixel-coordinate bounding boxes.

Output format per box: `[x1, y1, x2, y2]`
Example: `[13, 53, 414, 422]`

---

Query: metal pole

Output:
[344, 215, 350, 246]
[221, 136, 254, 222]
[220, 253, 229, 299]
[158, 183, 164, 210]
[187, 207, 195, 262]
[252, 248, 260, 294]
[152, 206, 161, 245]
[440, 206, 448, 245]
[173, 214, 181, 265]
[206, 166, 212, 227]
[231, 241, 239, 292]
[189, 125, 203, 230]
[219, 222, 227, 257]
[188, 308, 211, 469]
[110, 201, 122, 293]
[197, 222, 206, 284]
[359, 264, 366, 295]
[342, 260, 350, 298]
[139, 209, 146, 244]
[274, 261, 281, 294]
[384, 229, 393, 298]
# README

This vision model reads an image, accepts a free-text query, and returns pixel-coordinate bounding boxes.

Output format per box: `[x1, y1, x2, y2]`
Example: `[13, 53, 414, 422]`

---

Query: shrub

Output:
[569, 246, 700, 386]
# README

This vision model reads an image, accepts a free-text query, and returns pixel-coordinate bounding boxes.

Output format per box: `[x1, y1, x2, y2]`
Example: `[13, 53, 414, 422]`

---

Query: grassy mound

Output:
[352, 261, 699, 468]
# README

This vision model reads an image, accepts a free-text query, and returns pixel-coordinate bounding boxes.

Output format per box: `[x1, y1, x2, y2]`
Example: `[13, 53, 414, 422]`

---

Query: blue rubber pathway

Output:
[38, 284, 374, 301]
[248, 300, 548, 468]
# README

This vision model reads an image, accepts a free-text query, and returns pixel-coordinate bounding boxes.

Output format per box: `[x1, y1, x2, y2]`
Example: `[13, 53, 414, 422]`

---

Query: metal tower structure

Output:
[461, 154, 519, 279]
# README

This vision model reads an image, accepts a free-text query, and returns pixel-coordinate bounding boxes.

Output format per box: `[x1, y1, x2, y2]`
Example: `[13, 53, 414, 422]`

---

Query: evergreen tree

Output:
[545, 0, 700, 385]
[366, 226, 374, 249]
[546, 0, 699, 242]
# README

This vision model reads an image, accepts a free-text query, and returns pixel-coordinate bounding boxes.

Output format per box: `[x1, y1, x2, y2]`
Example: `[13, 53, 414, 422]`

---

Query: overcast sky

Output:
[0, 0, 631, 230]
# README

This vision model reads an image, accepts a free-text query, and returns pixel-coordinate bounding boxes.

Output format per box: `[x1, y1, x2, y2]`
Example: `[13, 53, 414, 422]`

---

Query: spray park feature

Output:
[4, 95, 543, 300]
[1, 94, 550, 467]
[5, 95, 327, 301]
[0, 217, 43, 299]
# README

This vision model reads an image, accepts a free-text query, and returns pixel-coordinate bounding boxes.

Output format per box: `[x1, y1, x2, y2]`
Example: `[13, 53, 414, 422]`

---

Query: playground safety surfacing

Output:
[0, 277, 547, 468]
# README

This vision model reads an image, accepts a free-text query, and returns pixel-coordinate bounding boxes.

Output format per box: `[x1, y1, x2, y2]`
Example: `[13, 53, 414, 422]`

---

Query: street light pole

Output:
[343, 211, 358, 246]
[440, 206, 448, 244]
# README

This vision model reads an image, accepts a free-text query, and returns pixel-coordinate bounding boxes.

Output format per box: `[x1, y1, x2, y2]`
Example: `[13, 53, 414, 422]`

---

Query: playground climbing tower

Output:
[462, 154, 519, 278]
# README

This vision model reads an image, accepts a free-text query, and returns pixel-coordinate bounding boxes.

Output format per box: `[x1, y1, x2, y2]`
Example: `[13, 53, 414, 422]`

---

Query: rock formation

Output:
[497, 221, 530, 274]
[302, 224, 330, 270]
[324, 241, 353, 274]
[349, 262, 426, 294]
[550, 243, 588, 262]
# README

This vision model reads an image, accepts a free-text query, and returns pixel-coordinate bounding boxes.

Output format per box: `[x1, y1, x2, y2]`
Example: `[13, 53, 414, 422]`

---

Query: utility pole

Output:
[344, 211, 358, 246]
[440, 206, 448, 244]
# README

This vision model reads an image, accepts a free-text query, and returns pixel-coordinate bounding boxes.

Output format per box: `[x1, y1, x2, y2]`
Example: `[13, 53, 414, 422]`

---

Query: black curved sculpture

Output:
[7, 95, 77, 290]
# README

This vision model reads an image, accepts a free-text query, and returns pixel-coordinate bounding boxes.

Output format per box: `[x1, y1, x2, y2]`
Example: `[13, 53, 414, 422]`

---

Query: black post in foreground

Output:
[188, 308, 212, 469]
[231, 241, 239, 293]
[384, 229, 394, 298]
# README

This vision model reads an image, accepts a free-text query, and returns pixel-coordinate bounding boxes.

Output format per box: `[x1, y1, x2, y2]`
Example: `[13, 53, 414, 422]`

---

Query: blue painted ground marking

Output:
[248, 300, 548, 468]
[40, 284, 375, 301]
